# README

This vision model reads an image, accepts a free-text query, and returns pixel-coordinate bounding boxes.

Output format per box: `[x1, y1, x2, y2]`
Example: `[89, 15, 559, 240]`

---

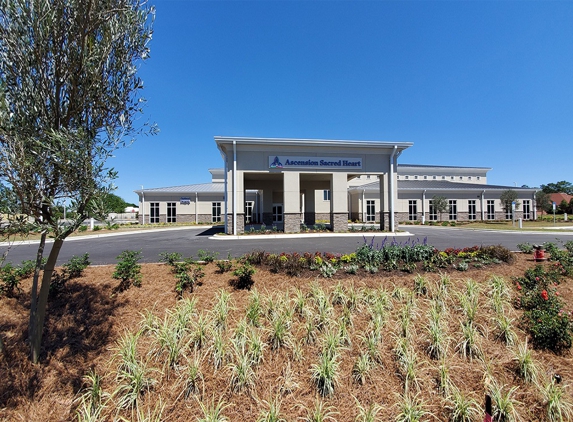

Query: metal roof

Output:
[398, 163, 492, 170]
[135, 183, 224, 194]
[349, 180, 538, 192]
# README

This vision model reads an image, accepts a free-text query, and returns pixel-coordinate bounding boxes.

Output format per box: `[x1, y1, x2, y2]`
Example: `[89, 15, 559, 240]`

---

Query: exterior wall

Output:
[396, 191, 537, 222]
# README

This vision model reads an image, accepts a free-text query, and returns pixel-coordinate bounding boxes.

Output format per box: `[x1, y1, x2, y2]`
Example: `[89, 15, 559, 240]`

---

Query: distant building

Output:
[135, 137, 538, 234]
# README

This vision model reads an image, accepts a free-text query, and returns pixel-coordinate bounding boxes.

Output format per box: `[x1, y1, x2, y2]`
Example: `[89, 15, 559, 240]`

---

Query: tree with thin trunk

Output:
[500, 189, 520, 218]
[0, 0, 156, 363]
[432, 195, 449, 222]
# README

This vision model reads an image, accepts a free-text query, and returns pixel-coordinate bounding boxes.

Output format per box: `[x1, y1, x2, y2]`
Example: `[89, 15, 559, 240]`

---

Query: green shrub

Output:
[92, 225, 101, 231]
[50, 253, 91, 295]
[0, 263, 20, 296]
[515, 264, 573, 351]
[478, 245, 515, 264]
[233, 263, 256, 289]
[63, 253, 90, 278]
[159, 252, 183, 266]
[175, 265, 204, 296]
[78, 225, 88, 232]
[113, 250, 142, 291]
[197, 249, 218, 263]
[215, 260, 233, 273]
[516, 242, 534, 254]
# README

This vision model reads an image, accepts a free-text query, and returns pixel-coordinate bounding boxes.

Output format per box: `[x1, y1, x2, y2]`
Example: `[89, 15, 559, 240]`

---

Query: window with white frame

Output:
[468, 200, 476, 220]
[150, 202, 159, 224]
[272, 204, 283, 223]
[366, 200, 376, 222]
[505, 206, 513, 220]
[523, 200, 531, 220]
[323, 190, 331, 201]
[167, 202, 176, 223]
[429, 200, 437, 221]
[486, 200, 495, 220]
[245, 201, 254, 224]
[408, 200, 418, 221]
[212, 202, 222, 222]
[449, 200, 457, 220]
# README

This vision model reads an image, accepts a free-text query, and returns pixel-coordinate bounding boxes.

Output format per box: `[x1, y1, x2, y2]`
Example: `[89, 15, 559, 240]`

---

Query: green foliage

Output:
[541, 180, 573, 195]
[159, 252, 183, 266]
[0, 263, 20, 296]
[499, 189, 520, 214]
[233, 263, 256, 289]
[516, 242, 534, 254]
[431, 196, 449, 221]
[197, 249, 219, 263]
[63, 253, 90, 279]
[113, 250, 143, 291]
[535, 191, 552, 213]
[50, 253, 91, 295]
[515, 264, 573, 351]
[215, 260, 233, 273]
[0, 258, 43, 296]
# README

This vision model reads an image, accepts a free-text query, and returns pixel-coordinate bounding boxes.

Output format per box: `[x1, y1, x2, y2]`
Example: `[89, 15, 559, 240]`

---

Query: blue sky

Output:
[113, 0, 573, 204]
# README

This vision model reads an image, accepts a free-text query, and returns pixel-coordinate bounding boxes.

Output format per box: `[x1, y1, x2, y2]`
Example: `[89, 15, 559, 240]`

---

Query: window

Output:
[212, 202, 222, 223]
[523, 200, 531, 220]
[468, 176, 472, 180]
[477, 176, 481, 180]
[366, 200, 376, 222]
[414, 175, 418, 180]
[272, 204, 283, 223]
[442, 176, 446, 180]
[245, 201, 254, 224]
[505, 207, 513, 220]
[405, 175, 409, 180]
[323, 190, 331, 201]
[167, 202, 176, 223]
[408, 200, 418, 221]
[150, 202, 159, 224]
[468, 200, 476, 221]
[433, 175, 437, 180]
[449, 200, 457, 220]
[451, 176, 454, 180]
[429, 200, 437, 221]
[423, 175, 427, 180]
[486, 200, 495, 220]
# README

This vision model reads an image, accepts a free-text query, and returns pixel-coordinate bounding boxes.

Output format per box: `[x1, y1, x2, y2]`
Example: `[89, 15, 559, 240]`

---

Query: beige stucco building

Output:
[135, 136, 538, 234]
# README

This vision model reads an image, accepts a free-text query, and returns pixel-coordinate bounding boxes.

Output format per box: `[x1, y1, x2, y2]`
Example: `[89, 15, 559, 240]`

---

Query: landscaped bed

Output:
[0, 242, 572, 421]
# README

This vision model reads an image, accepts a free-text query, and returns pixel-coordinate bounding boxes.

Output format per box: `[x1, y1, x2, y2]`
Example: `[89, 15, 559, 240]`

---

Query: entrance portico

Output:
[215, 137, 413, 235]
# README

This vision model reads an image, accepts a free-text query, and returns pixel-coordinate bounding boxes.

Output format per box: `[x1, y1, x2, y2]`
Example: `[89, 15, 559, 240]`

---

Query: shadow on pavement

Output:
[196, 226, 225, 236]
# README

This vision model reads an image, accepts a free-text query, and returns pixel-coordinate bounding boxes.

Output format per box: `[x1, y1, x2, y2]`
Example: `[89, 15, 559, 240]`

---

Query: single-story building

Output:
[135, 136, 538, 234]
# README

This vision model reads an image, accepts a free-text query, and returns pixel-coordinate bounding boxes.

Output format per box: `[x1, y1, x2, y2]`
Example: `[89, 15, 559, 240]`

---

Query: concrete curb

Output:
[209, 231, 413, 240]
[0, 225, 215, 247]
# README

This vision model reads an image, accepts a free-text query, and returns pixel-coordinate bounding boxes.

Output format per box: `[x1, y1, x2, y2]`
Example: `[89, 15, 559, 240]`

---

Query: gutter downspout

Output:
[481, 190, 486, 221]
[195, 192, 198, 224]
[362, 189, 365, 222]
[389, 146, 397, 232]
[221, 150, 228, 234]
[141, 187, 145, 225]
[233, 140, 237, 235]
[422, 190, 426, 224]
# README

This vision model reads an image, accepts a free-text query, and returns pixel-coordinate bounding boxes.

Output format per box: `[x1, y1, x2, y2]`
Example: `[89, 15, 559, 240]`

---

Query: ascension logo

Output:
[270, 156, 283, 168]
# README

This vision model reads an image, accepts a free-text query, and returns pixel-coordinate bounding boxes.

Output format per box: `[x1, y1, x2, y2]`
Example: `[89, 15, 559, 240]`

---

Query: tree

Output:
[104, 193, 130, 214]
[0, 0, 156, 363]
[431, 195, 449, 222]
[535, 191, 551, 215]
[499, 189, 520, 217]
[541, 181, 573, 195]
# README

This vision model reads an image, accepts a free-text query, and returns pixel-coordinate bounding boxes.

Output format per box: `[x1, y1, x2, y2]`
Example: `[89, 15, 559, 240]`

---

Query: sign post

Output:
[553, 201, 556, 225]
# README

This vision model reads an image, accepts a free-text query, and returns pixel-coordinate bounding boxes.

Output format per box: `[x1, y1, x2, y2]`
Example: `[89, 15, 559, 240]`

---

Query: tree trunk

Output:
[29, 231, 47, 361]
[30, 238, 64, 363]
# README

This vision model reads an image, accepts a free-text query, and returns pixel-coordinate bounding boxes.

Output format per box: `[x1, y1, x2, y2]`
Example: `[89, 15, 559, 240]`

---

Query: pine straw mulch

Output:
[0, 254, 572, 421]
